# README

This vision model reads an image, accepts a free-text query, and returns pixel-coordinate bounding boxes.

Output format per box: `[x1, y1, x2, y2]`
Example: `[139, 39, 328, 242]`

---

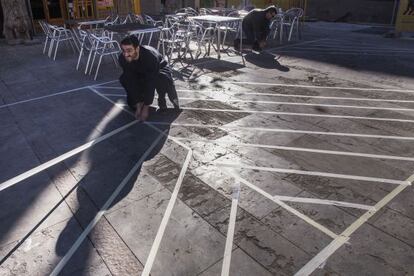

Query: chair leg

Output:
[76, 47, 84, 70]
[94, 55, 103, 80]
[53, 40, 60, 60]
[48, 39, 55, 58]
[89, 51, 98, 75]
[85, 50, 94, 74]
[43, 37, 49, 54]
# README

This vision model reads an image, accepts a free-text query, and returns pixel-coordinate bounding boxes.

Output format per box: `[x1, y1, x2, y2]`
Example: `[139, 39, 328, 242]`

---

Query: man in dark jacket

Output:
[234, 5, 277, 52]
[119, 36, 179, 121]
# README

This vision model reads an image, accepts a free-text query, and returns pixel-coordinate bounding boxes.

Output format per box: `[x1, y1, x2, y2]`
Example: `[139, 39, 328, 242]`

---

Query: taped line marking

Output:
[91, 87, 193, 276]
[221, 169, 339, 239]
[50, 130, 166, 276]
[142, 149, 192, 276]
[295, 173, 414, 275]
[0, 79, 117, 110]
[172, 137, 414, 162]
[274, 50, 412, 57]
[178, 107, 414, 124]
[0, 120, 137, 193]
[214, 163, 411, 186]
[174, 98, 414, 113]
[273, 196, 374, 211]
[226, 81, 414, 94]
[176, 89, 414, 104]
[284, 46, 414, 53]
[95, 86, 124, 90]
[221, 183, 240, 276]
[148, 121, 414, 141]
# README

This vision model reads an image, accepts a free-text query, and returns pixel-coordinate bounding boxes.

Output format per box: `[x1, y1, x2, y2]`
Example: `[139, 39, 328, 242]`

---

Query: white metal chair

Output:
[281, 8, 304, 42]
[47, 23, 76, 60]
[86, 32, 121, 80]
[188, 19, 217, 58]
[158, 23, 193, 63]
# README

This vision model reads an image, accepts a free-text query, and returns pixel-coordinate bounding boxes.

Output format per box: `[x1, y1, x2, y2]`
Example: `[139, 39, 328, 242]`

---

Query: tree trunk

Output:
[0, 0, 31, 44]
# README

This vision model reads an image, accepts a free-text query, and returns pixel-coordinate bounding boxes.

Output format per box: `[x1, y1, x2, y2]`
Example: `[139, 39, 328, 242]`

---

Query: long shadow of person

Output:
[53, 107, 181, 275]
[245, 51, 290, 72]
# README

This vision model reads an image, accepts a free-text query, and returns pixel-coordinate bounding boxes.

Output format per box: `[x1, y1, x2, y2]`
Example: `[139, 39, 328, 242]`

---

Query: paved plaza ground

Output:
[1, 22, 414, 275]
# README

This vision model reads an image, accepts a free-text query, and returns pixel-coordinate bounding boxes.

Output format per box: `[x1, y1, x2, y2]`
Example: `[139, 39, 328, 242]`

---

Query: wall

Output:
[306, 0, 396, 24]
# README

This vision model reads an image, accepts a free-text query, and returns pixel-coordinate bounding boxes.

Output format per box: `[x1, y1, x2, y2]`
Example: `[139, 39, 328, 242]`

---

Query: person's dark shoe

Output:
[158, 106, 168, 113]
[171, 98, 180, 110]
[252, 44, 262, 52]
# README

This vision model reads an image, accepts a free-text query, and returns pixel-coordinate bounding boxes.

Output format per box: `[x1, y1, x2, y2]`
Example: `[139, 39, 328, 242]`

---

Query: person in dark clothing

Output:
[119, 35, 179, 121]
[234, 5, 277, 52]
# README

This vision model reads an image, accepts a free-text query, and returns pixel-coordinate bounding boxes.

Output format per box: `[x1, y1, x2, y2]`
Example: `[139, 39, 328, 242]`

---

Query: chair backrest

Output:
[227, 11, 240, 17]
[284, 8, 304, 19]
[199, 8, 213, 15]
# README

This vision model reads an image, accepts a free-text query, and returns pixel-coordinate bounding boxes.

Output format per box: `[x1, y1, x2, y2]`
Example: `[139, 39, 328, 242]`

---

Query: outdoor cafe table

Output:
[104, 23, 161, 45]
[64, 19, 107, 29]
[188, 15, 243, 61]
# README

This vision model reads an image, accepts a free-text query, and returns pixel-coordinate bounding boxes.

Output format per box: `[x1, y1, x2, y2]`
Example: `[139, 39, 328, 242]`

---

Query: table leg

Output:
[240, 21, 245, 65]
[217, 23, 221, 59]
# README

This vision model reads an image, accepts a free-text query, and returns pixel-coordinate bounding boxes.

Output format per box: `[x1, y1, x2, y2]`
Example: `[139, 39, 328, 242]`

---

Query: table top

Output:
[104, 23, 159, 33]
[189, 15, 242, 23]
[65, 19, 107, 25]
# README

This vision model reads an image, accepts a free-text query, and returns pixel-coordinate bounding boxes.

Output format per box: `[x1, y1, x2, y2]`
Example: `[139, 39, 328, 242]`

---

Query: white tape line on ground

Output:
[142, 149, 192, 276]
[215, 163, 411, 186]
[295, 173, 414, 276]
[148, 121, 414, 141]
[50, 130, 166, 276]
[227, 81, 414, 94]
[221, 183, 240, 276]
[275, 50, 412, 57]
[0, 120, 137, 193]
[273, 196, 374, 211]
[177, 89, 414, 104]
[89, 87, 192, 151]
[221, 168, 338, 239]
[95, 86, 124, 90]
[178, 107, 414, 124]
[101, 94, 125, 97]
[91, 85, 194, 276]
[0, 80, 118, 109]
[172, 137, 414, 162]
[283, 46, 414, 53]
[171, 97, 414, 113]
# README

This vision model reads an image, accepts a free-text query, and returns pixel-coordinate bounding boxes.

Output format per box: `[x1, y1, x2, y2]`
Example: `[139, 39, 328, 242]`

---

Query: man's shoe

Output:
[158, 106, 168, 113]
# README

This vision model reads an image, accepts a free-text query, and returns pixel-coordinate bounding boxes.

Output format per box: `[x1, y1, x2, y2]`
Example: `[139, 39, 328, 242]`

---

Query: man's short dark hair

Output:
[264, 5, 277, 14]
[121, 35, 140, 48]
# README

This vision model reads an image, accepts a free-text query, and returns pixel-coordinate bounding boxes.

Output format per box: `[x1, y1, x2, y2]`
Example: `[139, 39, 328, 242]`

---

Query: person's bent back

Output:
[234, 5, 277, 52]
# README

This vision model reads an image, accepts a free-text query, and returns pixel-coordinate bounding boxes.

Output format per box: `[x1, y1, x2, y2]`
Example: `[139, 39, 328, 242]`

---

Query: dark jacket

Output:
[119, 45, 168, 107]
[242, 8, 273, 41]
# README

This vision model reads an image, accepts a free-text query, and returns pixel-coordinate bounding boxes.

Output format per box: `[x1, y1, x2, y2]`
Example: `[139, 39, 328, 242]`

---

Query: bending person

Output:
[234, 5, 277, 52]
[119, 35, 179, 121]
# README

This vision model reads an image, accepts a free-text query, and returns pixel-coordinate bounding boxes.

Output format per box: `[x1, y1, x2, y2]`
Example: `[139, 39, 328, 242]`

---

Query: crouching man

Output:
[119, 35, 179, 121]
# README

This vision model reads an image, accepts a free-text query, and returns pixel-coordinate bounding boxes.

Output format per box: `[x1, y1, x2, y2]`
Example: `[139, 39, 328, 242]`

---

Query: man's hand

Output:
[135, 102, 144, 121]
[140, 105, 150, 122]
[259, 40, 266, 49]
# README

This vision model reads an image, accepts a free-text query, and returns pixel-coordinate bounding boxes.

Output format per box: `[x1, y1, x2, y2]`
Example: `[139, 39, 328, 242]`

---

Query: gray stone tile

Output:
[199, 248, 273, 276]
[204, 205, 311, 275]
[0, 172, 73, 248]
[0, 218, 110, 276]
[326, 224, 414, 275]
[262, 191, 357, 255]
[106, 188, 227, 275]
[369, 207, 414, 248]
